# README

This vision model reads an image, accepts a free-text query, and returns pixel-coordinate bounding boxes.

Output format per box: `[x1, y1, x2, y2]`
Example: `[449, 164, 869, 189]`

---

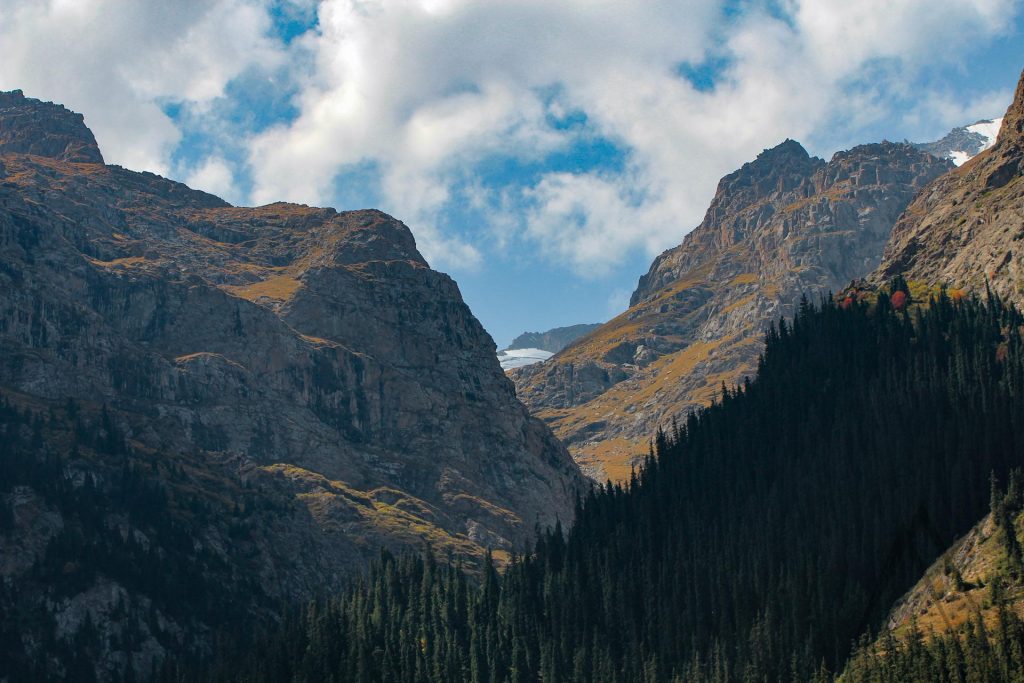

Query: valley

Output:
[0, 19, 1022, 681]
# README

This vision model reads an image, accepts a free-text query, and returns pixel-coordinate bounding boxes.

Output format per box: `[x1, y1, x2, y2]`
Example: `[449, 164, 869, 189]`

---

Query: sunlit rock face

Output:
[513, 139, 950, 482]
[875, 70, 1024, 305]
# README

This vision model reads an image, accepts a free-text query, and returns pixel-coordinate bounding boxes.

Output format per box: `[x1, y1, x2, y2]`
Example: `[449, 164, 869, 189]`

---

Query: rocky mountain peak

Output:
[519, 139, 948, 481]
[631, 141, 824, 307]
[0, 89, 104, 163]
[701, 140, 824, 234]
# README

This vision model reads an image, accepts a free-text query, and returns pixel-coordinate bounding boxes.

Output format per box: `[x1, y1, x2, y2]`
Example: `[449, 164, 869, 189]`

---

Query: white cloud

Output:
[0, 0, 283, 175]
[186, 156, 240, 204]
[246, 0, 1020, 273]
[0, 0, 1018, 274]
[246, 0, 722, 269]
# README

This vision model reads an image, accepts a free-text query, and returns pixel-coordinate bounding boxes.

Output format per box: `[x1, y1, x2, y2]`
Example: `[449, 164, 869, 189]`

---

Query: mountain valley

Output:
[1, 46, 1023, 683]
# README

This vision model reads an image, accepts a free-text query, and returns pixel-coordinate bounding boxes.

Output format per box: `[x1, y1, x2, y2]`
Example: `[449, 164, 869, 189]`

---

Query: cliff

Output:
[513, 140, 950, 481]
[0, 91, 584, 679]
[874, 69, 1024, 301]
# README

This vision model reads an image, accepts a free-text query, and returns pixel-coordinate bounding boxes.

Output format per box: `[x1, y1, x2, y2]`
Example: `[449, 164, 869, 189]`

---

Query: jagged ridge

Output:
[514, 139, 950, 481]
[0, 90, 103, 164]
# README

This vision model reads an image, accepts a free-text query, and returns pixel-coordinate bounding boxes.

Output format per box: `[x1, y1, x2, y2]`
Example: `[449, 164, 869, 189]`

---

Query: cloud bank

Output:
[0, 0, 1018, 274]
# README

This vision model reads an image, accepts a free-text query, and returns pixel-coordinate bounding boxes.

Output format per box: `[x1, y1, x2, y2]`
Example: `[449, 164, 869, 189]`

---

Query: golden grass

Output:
[88, 256, 148, 268]
[538, 336, 762, 484]
[225, 274, 303, 302]
[574, 437, 647, 483]
[264, 463, 484, 558]
[299, 334, 336, 346]
[887, 513, 1024, 644]
[730, 273, 759, 286]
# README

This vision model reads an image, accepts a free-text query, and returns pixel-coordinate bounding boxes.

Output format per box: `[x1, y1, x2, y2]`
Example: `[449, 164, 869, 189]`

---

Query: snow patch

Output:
[949, 117, 1004, 166]
[497, 347, 553, 370]
[949, 150, 971, 166]
[968, 117, 1003, 149]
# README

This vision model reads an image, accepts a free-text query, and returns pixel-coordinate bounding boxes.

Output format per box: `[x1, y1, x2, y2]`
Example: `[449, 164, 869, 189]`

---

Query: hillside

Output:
[874, 69, 1024, 303]
[839, 473, 1024, 681]
[881, 504, 1024, 645]
[0, 90, 584, 680]
[199, 289, 1024, 682]
[512, 140, 949, 481]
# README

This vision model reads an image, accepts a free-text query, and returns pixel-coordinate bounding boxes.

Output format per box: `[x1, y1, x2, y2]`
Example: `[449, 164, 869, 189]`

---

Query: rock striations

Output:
[513, 140, 950, 481]
[0, 91, 583, 678]
[874, 69, 1024, 303]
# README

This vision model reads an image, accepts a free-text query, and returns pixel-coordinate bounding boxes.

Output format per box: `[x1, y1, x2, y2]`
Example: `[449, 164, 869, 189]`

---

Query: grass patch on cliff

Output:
[226, 275, 303, 302]
[263, 463, 486, 564]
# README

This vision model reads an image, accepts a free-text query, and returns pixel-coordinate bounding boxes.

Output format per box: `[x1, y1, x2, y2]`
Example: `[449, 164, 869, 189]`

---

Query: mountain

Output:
[505, 323, 601, 354]
[512, 139, 950, 481]
[202, 291, 1024, 682]
[0, 90, 104, 164]
[496, 323, 600, 371]
[874, 69, 1024, 304]
[0, 90, 583, 679]
[497, 347, 554, 370]
[913, 117, 1003, 166]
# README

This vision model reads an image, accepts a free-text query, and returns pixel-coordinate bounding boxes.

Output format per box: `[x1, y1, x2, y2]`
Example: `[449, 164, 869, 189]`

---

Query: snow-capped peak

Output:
[914, 117, 1003, 167]
[968, 117, 1003, 147]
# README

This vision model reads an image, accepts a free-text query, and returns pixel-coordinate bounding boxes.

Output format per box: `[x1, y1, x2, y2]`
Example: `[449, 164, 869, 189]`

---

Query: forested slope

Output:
[187, 287, 1024, 682]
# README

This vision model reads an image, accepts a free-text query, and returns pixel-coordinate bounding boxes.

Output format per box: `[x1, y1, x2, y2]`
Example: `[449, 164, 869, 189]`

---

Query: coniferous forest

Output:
[166, 288, 1024, 682]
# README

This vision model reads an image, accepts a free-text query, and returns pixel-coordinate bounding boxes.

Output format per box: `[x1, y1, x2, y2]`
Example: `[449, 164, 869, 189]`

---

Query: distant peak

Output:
[0, 89, 104, 164]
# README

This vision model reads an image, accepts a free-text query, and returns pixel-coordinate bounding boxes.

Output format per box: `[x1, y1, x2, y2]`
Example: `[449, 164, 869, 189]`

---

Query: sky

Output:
[0, 0, 1021, 348]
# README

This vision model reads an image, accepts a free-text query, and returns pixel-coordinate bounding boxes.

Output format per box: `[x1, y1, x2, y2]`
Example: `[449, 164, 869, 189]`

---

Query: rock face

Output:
[874, 70, 1024, 303]
[0, 90, 103, 164]
[0, 91, 583, 679]
[513, 140, 950, 481]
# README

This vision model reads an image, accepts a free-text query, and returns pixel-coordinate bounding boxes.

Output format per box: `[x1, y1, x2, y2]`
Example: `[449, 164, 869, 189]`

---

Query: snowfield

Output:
[950, 117, 1003, 166]
[497, 347, 553, 370]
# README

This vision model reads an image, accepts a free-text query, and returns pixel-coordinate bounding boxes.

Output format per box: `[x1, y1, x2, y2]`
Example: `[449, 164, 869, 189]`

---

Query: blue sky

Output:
[1, 0, 1021, 347]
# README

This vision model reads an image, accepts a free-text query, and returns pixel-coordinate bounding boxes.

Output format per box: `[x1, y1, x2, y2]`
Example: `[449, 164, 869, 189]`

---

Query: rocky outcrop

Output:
[513, 141, 950, 481]
[874, 70, 1024, 303]
[0, 91, 584, 679]
[0, 90, 103, 164]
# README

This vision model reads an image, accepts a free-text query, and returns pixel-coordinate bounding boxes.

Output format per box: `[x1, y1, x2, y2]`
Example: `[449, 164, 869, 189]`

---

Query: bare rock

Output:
[0, 90, 104, 164]
[873, 69, 1024, 303]
[514, 140, 950, 481]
